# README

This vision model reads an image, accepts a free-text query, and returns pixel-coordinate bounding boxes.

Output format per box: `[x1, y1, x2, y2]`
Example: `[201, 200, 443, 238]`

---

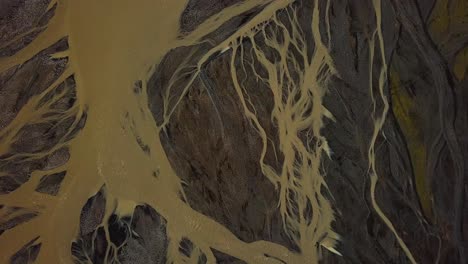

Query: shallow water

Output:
[1, 0, 467, 263]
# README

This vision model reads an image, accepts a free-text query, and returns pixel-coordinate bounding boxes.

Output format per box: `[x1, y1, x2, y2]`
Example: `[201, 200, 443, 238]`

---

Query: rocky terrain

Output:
[0, 0, 467, 263]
